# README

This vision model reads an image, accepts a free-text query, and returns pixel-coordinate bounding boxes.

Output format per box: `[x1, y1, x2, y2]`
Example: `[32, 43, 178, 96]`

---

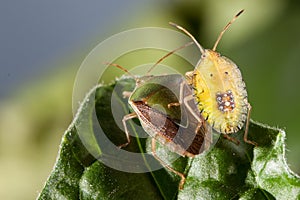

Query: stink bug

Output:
[170, 10, 257, 146]
[108, 60, 212, 189]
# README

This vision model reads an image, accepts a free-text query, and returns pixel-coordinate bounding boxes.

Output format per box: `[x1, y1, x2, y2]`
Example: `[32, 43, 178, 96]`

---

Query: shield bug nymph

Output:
[170, 10, 257, 146]
[108, 61, 212, 189]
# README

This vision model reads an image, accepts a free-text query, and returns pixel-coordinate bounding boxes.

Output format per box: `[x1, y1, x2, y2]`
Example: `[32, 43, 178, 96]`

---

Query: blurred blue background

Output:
[0, 1, 299, 199]
[0, 0, 153, 97]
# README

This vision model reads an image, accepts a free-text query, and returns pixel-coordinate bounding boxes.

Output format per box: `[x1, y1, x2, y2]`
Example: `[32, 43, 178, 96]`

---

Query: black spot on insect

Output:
[212, 121, 216, 128]
[225, 71, 229, 75]
[210, 73, 213, 77]
[205, 114, 209, 120]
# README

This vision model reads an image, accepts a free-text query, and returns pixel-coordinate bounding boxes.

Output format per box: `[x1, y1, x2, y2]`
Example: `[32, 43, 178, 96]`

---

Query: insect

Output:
[108, 60, 212, 189]
[169, 10, 257, 146]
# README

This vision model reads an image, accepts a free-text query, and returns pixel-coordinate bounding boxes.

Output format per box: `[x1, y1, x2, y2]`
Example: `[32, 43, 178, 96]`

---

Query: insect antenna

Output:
[146, 41, 194, 75]
[169, 22, 205, 54]
[212, 9, 244, 51]
[105, 62, 137, 81]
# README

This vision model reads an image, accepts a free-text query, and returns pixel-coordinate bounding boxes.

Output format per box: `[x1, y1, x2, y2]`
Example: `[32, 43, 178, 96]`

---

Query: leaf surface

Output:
[38, 78, 300, 200]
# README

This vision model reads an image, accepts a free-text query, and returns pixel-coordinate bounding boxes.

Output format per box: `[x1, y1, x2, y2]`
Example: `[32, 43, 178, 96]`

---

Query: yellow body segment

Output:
[188, 50, 248, 134]
[170, 10, 257, 146]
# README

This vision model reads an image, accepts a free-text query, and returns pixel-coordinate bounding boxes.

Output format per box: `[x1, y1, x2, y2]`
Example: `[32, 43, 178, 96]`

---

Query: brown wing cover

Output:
[133, 101, 207, 156]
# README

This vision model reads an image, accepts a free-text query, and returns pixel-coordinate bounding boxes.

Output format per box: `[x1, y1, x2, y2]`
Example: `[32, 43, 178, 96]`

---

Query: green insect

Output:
[169, 10, 257, 146]
[109, 62, 212, 189]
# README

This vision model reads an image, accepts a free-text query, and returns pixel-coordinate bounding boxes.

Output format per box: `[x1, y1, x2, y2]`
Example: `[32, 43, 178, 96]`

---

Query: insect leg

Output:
[205, 126, 213, 151]
[119, 112, 137, 148]
[167, 102, 180, 108]
[222, 134, 240, 145]
[183, 95, 201, 123]
[168, 80, 192, 108]
[122, 91, 132, 98]
[167, 80, 186, 108]
[185, 71, 193, 85]
[243, 103, 258, 146]
[151, 138, 186, 190]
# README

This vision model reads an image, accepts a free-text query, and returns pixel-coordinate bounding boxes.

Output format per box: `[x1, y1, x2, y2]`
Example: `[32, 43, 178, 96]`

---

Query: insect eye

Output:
[225, 72, 229, 75]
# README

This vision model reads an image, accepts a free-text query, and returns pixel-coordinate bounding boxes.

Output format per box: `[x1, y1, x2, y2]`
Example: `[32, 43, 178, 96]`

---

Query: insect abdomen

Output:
[193, 50, 248, 134]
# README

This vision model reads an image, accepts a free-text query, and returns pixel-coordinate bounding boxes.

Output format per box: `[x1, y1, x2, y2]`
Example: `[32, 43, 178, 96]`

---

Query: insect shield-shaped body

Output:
[189, 50, 248, 135]
[109, 63, 212, 189]
[171, 10, 256, 146]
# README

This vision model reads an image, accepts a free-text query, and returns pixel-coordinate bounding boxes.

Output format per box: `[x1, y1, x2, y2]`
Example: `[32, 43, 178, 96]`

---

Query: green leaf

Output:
[38, 78, 300, 200]
[177, 122, 299, 200]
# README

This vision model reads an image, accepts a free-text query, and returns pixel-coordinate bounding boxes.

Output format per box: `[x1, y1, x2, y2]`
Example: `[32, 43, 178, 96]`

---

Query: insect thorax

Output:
[190, 50, 248, 134]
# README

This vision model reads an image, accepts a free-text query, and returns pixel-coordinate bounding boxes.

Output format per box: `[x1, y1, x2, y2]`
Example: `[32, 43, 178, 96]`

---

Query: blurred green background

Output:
[1, 1, 300, 199]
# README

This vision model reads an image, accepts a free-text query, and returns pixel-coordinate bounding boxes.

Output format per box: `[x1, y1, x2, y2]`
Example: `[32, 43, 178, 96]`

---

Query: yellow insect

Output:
[171, 10, 257, 146]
